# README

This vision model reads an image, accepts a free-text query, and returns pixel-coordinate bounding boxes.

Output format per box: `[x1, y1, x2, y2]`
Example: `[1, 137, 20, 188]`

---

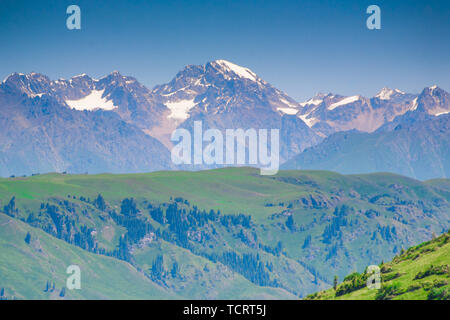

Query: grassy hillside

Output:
[0, 212, 174, 299]
[306, 232, 450, 300]
[0, 168, 449, 299]
[0, 212, 294, 300]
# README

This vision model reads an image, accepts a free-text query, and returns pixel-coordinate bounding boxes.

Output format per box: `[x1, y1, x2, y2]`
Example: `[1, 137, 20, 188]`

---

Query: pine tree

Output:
[59, 287, 66, 297]
[24, 232, 31, 244]
[171, 261, 179, 278]
[93, 194, 107, 211]
[3, 196, 18, 217]
[302, 235, 312, 249]
[286, 215, 296, 231]
[151, 255, 165, 280]
[333, 275, 338, 290]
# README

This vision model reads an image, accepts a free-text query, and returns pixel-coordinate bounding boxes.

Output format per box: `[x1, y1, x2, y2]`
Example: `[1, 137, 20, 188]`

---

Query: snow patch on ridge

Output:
[65, 89, 117, 111]
[410, 97, 418, 111]
[165, 99, 197, 120]
[277, 107, 298, 115]
[298, 114, 318, 127]
[328, 95, 360, 110]
[300, 98, 323, 107]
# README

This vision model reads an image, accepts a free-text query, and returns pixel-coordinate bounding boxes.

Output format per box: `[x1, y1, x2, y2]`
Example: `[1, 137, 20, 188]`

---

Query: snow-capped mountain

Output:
[375, 87, 406, 100]
[282, 113, 450, 180]
[2, 71, 168, 133]
[377, 85, 450, 132]
[0, 73, 172, 176]
[153, 59, 303, 122]
[413, 85, 450, 116]
[283, 85, 450, 179]
[152, 60, 321, 161]
[297, 87, 418, 136]
[0, 60, 448, 178]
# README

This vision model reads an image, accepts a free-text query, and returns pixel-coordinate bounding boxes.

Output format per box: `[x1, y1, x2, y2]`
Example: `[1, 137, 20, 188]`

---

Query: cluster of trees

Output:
[150, 254, 179, 281]
[207, 251, 274, 287]
[220, 213, 251, 229]
[4, 193, 286, 293]
[26, 203, 98, 253]
[3, 197, 18, 217]
[285, 215, 298, 232]
[258, 241, 283, 256]
[322, 206, 351, 244]
[149, 201, 252, 250]
[44, 281, 66, 298]
[335, 272, 368, 296]
[44, 280, 56, 292]
[371, 224, 397, 242]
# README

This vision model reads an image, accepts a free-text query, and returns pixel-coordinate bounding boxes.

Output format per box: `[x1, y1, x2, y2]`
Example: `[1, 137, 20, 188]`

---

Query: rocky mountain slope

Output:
[283, 87, 450, 180]
[0, 61, 448, 178]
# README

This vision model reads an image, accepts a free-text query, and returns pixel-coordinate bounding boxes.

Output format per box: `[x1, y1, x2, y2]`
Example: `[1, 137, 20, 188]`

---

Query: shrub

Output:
[382, 272, 401, 282]
[375, 282, 402, 300]
[427, 287, 449, 300]
[414, 265, 449, 280]
[406, 284, 421, 292]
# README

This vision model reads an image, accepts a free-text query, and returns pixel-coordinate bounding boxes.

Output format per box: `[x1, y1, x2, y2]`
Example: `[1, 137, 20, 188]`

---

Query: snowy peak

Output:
[0, 71, 150, 112]
[153, 59, 298, 123]
[375, 87, 405, 100]
[1, 72, 52, 96]
[299, 93, 339, 107]
[423, 85, 442, 95]
[209, 59, 259, 82]
[415, 85, 449, 116]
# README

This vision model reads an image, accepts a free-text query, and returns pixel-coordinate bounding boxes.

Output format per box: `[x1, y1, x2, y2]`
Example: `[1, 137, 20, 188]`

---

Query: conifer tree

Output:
[24, 232, 31, 244]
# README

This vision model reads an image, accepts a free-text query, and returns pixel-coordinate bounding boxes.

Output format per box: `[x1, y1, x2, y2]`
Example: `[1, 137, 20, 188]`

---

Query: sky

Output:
[0, 0, 449, 101]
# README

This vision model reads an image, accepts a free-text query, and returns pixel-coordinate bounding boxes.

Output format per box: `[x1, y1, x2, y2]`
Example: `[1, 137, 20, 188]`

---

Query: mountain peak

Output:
[1, 72, 51, 96]
[425, 85, 440, 93]
[110, 70, 122, 76]
[421, 85, 445, 97]
[209, 59, 259, 82]
[2, 72, 27, 84]
[375, 87, 405, 100]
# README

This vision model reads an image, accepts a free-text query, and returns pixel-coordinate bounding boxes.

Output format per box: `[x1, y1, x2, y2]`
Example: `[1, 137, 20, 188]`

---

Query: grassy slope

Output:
[132, 240, 296, 299]
[0, 212, 175, 299]
[0, 212, 295, 300]
[306, 232, 450, 300]
[1, 168, 448, 223]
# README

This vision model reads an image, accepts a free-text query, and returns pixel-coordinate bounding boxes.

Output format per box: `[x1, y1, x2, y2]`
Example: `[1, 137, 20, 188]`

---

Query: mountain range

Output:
[0, 60, 448, 178]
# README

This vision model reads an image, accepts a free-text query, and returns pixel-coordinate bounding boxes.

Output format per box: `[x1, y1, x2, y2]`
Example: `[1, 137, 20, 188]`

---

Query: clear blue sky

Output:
[0, 0, 448, 100]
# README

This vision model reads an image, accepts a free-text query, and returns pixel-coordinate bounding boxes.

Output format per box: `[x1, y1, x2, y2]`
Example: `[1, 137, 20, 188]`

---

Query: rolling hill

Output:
[0, 168, 449, 299]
